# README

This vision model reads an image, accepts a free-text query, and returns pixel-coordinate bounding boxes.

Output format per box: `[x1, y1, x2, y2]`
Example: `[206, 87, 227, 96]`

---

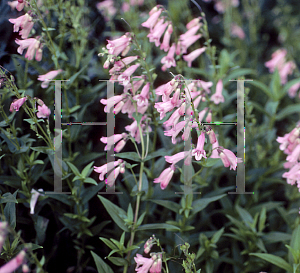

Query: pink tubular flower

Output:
[0, 249, 27, 273]
[144, 236, 155, 254]
[286, 140, 300, 162]
[150, 254, 162, 273]
[38, 69, 63, 88]
[165, 151, 191, 166]
[141, 7, 162, 29]
[160, 24, 173, 52]
[97, 0, 117, 21]
[0, 222, 8, 252]
[133, 82, 150, 107]
[180, 34, 202, 54]
[15, 38, 42, 61]
[100, 94, 125, 113]
[161, 43, 176, 71]
[118, 64, 140, 86]
[217, 146, 243, 171]
[186, 17, 202, 29]
[210, 79, 225, 104]
[100, 133, 128, 151]
[30, 188, 44, 214]
[134, 253, 154, 273]
[9, 97, 27, 112]
[265, 49, 287, 73]
[7, 1, 18, 10]
[230, 23, 245, 40]
[9, 13, 34, 39]
[210, 137, 220, 158]
[183, 47, 206, 67]
[37, 104, 51, 118]
[279, 61, 296, 84]
[147, 19, 168, 47]
[288, 82, 300, 98]
[153, 164, 175, 190]
[94, 159, 123, 181]
[205, 126, 217, 144]
[192, 131, 207, 161]
[107, 33, 131, 56]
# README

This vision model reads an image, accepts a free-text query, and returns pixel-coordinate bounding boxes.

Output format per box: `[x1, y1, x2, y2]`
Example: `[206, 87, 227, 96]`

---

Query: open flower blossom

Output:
[165, 151, 192, 166]
[153, 164, 175, 190]
[183, 47, 206, 67]
[9, 13, 34, 39]
[9, 97, 27, 112]
[217, 146, 243, 170]
[100, 133, 128, 152]
[38, 69, 63, 88]
[37, 104, 51, 118]
[192, 131, 207, 161]
[161, 43, 176, 71]
[15, 38, 43, 61]
[30, 188, 44, 214]
[7, 0, 26, 11]
[94, 159, 124, 181]
[106, 33, 132, 56]
[210, 79, 225, 104]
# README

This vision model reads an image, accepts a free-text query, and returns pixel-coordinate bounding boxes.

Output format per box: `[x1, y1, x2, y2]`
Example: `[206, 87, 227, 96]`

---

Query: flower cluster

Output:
[141, 6, 206, 70]
[0, 222, 29, 273]
[276, 122, 300, 195]
[134, 235, 162, 273]
[265, 49, 297, 90]
[8, 5, 43, 62]
[152, 76, 240, 190]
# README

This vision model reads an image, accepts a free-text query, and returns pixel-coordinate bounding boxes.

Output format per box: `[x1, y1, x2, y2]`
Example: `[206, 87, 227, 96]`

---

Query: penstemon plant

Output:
[1, 0, 300, 272]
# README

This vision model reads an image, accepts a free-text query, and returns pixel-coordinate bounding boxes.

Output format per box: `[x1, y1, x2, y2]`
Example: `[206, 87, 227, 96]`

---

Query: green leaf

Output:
[143, 148, 168, 162]
[262, 232, 291, 243]
[66, 162, 82, 177]
[211, 227, 225, 244]
[289, 225, 300, 265]
[136, 211, 146, 226]
[67, 65, 88, 86]
[236, 204, 253, 227]
[83, 177, 97, 185]
[97, 195, 129, 232]
[91, 251, 114, 273]
[149, 200, 181, 214]
[276, 104, 300, 121]
[248, 81, 273, 100]
[127, 203, 133, 222]
[270, 68, 281, 101]
[81, 182, 105, 204]
[131, 172, 148, 195]
[32, 160, 44, 165]
[136, 223, 180, 231]
[81, 161, 95, 178]
[192, 194, 226, 215]
[30, 146, 54, 155]
[99, 237, 118, 250]
[198, 158, 220, 167]
[281, 78, 300, 99]
[249, 253, 293, 272]
[224, 68, 256, 83]
[4, 192, 17, 229]
[258, 207, 267, 232]
[115, 152, 141, 162]
[107, 257, 128, 266]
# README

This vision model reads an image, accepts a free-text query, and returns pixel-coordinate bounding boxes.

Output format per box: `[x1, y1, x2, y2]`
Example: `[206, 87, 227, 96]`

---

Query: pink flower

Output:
[210, 137, 220, 158]
[141, 7, 162, 29]
[197, 80, 213, 94]
[206, 110, 212, 123]
[30, 188, 44, 214]
[106, 33, 131, 56]
[186, 17, 202, 29]
[9, 97, 27, 112]
[37, 104, 51, 118]
[180, 34, 202, 54]
[15, 38, 42, 61]
[100, 133, 128, 151]
[286, 141, 300, 162]
[161, 43, 176, 71]
[165, 151, 192, 166]
[160, 24, 173, 52]
[198, 107, 208, 123]
[153, 164, 175, 190]
[118, 64, 140, 86]
[217, 146, 243, 171]
[206, 126, 217, 144]
[288, 82, 300, 98]
[7, 1, 18, 10]
[134, 253, 154, 273]
[150, 254, 162, 273]
[9, 13, 34, 38]
[147, 19, 168, 47]
[180, 25, 201, 41]
[279, 61, 296, 84]
[94, 159, 123, 181]
[192, 131, 207, 161]
[164, 120, 186, 144]
[210, 79, 225, 104]
[265, 49, 287, 73]
[37, 69, 63, 88]
[230, 23, 245, 40]
[0, 249, 27, 273]
[183, 47, 206, 67]
[0, 222, 8, 252]
[96, 0, 117, 21]
[100, 94, 125, 113]
[133, 83, 150, 107]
